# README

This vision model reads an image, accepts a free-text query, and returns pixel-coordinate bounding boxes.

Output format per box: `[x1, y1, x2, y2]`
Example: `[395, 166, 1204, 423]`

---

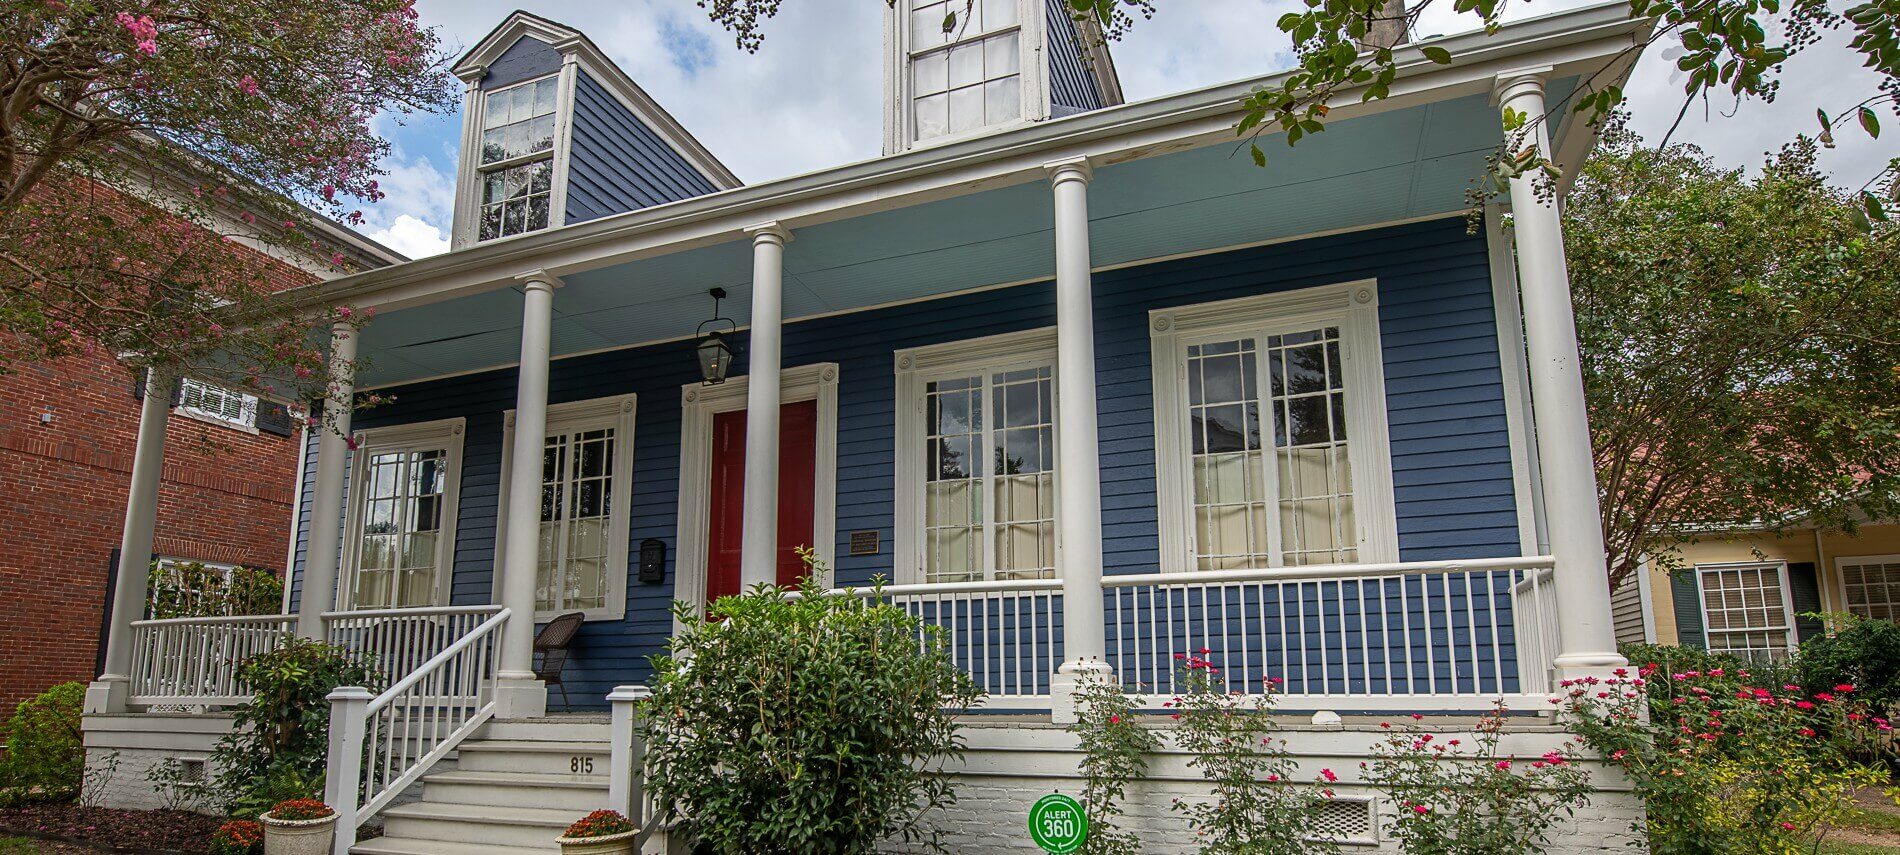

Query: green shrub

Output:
[1565, 665, 1892, 854]
[0, 682, 85, 805]
[1068, 672, 1157, 855]
[640, 558, 979, 854]
[1798, 614, 1900, 714]
[146, 562, 283, 619]
[211, 637, 375, 817]
[1366, 706, 1592, 854]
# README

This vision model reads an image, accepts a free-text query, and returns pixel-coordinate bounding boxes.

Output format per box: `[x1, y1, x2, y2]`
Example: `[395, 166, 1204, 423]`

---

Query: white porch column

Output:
[1494, 69, 1624, 678]
[496, 270, 561, 718]
[739, 223, 792, 590]
[1047, 158, 1110, 723]
[297, 321, 357, 639]
[86, 370, 175, 714]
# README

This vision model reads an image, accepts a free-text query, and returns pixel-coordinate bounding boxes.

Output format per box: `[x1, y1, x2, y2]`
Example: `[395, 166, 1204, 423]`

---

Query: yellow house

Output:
[1615, 518, 1900, 657]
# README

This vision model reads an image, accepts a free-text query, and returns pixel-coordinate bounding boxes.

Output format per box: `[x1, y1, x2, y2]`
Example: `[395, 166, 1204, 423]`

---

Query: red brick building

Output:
[0, 169, 401, 714]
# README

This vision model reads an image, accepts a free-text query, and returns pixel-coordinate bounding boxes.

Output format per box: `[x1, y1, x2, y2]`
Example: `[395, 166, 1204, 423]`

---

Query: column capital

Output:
[1045, 156, 1093, 186]
[1491, 65, 1554, 106]
[746, 221, 794, 245]
[514, 269, 564, 292]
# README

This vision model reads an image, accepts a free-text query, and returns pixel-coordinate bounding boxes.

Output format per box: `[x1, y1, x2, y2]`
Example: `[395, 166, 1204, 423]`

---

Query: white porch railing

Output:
[828, 555, 1561, 711]
[325, 607, 508, 854]
[127, 614, 297, 707]
[324, 605, 505, 687]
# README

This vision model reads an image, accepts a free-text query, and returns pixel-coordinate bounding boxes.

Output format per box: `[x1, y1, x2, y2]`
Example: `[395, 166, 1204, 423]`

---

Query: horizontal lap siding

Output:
[564, 74, 721, 224]
[295, 217, 1521, 705]
[1044, 0, 1104, 116]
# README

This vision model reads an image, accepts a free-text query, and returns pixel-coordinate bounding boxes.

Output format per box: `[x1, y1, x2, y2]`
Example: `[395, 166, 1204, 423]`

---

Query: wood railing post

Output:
[607, 685, 651, 821]
[324, 686, 373, 855]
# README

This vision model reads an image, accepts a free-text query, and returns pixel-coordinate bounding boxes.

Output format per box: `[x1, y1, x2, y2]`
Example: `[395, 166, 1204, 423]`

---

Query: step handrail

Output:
[324, 607, 510, 855]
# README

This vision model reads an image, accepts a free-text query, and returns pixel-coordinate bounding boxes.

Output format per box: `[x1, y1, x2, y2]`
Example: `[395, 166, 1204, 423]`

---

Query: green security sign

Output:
[1028, 793, 1088, 853]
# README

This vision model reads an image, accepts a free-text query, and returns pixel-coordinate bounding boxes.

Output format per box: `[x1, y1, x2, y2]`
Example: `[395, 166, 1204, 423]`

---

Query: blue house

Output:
[85, 5, 1652, 852]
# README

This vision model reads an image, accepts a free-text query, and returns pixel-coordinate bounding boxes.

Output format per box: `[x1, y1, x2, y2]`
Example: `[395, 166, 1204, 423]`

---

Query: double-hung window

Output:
[177, 377, 257, 430]
[896, 329, 1059, 583]
[905, 0, 1023, 142]
[343, 419, 464, 609]
[477, 75, 559, 241]
[1838, 554, 1900, 621]
[1151, 281, 1399, 573]
[498, 395, 637, 621]
[1696, 562, 1797, 660]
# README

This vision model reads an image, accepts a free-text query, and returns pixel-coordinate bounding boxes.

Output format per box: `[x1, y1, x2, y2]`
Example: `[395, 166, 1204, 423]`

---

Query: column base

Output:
[84, 678, 129, 715]
[493, 676, 548, 719]
[1050, 659, 1116, 725]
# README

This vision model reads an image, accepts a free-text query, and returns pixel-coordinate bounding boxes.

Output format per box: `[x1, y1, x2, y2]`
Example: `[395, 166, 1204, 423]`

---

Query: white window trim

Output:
[893, 327, 1061, 585]
[672, 363, 840, 627]
[1694, 560, 1799, 657]
[1149, 279, 1399, 573]
[174, 377, 259, 434]
[494, 393, 638, 623]
[1835, 553, 1900, 618]
[452, 66, 577, 250]
[339, 417, 466, 611]
[883, 0, 1050, 153]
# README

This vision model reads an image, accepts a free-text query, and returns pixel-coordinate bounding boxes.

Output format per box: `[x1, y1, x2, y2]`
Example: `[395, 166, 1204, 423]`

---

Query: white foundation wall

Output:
[82, 713, 234, 813]
[888, 719, 1648, 854]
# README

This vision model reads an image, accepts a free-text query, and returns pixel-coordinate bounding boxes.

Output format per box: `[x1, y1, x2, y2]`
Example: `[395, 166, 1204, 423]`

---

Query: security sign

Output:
[1028, 793, 1088, 853]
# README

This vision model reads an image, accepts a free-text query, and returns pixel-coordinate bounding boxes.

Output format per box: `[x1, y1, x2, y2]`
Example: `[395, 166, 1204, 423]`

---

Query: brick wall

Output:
[0, 181, 323, 716]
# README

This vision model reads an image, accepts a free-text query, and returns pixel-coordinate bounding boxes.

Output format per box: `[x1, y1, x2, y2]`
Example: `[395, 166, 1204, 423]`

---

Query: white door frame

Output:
[672, 363, 839, 626]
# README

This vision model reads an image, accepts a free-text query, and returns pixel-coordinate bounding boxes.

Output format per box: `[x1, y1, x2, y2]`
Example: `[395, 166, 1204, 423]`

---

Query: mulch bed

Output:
[0, 804, 218, 854]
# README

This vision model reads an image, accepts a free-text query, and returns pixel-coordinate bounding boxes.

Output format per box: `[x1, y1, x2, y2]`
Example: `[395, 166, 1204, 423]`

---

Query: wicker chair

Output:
[532, 611, 586, 712]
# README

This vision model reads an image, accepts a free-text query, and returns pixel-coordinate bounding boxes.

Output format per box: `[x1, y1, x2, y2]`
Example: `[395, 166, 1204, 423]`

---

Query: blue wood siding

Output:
[564, 73, 722, 224]
[294, 217, 1522, 706]
[482, 37, 561, 90]
[1045, 0, 1105, 116]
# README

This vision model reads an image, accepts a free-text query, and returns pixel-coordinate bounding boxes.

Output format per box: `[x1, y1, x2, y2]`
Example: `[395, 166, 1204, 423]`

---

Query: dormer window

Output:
[477, 75, 559, 241]
[909, 0, 1021, 142]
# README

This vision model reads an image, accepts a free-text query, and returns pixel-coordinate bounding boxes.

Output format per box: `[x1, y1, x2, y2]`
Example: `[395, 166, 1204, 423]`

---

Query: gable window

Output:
[498, 395, 637, 621]
[895, 329, 1058, 584]
[478, 76, 559, 241]
[178, 377, 257, 430]
[1696, 562, 1796, 661]
[343, 419, 464, 609]
[906, 0, 1022, 142]
[1151, 281, 1399, 573]
[1838, 554, 1900, 620]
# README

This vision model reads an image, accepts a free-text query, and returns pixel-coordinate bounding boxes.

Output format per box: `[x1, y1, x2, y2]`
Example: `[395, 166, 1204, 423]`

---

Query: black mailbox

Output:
[638, 538, 667, 584]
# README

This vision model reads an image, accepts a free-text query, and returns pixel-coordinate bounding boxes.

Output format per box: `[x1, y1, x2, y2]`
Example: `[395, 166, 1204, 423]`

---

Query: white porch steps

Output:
[351, 717, 617, 855]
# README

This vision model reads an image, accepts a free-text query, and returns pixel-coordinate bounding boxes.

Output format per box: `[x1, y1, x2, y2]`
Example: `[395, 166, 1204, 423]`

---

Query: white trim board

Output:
[340, 417, 466, 610]
[494, 393, 639, 623]
[671, 363, 841, 628]
[1485, 203, 1547, 556]
[1148, 279, 1400, 573]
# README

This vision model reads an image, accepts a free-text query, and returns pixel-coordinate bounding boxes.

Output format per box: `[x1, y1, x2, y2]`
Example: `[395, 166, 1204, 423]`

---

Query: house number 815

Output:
[571, 756, 593, 774]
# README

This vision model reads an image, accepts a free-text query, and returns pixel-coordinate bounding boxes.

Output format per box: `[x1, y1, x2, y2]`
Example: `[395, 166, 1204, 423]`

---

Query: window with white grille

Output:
[1697, 562, 1796, 660]
[497, 395, 637, 622]
[178, 377, 257, 429]
[1840, 555, 1900, 621]
[477, 76, 558, 241]
[900, 0, 1025, 144]
[343, 419, 464, 610]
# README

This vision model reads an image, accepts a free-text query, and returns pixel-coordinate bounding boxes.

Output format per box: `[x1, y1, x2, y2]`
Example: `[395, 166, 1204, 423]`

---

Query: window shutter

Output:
[1787, 561, 1824, 643]
[96, 548, 122, 675]
[256, 402, 295, 437]
[1670, 570, 1707, 650]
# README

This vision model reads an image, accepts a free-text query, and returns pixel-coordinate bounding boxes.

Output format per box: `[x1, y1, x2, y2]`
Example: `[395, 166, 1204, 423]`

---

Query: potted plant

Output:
[556, 809, 639, 854]
[258, 798, 338, 855]
[209, 820, 264, 855]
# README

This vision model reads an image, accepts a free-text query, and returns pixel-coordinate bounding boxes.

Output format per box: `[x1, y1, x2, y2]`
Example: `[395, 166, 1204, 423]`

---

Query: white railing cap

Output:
[607, 685, 652, 702]
[129, 613, 297, 628]
[327, 686, 375, 702]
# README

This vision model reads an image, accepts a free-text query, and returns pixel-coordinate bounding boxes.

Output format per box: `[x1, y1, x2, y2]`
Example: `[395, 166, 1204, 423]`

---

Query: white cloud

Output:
[368, 214, 452, 259]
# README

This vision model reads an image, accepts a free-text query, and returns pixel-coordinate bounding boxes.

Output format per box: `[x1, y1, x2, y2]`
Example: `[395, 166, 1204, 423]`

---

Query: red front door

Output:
[704, 399, 819, 604]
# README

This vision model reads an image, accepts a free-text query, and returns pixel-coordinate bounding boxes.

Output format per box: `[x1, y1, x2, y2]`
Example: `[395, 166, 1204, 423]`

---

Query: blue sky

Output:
[352, 0, 1889, 259]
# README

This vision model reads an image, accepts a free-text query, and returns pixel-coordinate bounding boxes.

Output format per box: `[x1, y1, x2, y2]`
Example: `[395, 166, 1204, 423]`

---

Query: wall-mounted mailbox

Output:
[638, 538, 667, 584]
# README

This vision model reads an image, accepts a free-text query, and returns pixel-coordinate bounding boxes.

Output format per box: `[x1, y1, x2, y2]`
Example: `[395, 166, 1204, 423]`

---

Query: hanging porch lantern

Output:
[695, 287, 736, 385]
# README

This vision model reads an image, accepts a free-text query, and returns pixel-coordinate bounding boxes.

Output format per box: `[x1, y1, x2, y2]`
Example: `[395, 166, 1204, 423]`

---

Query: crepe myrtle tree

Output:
[0, 0, 456, 415]
[1568, 121, 1900, 591]
[703, 0, 1900, 222]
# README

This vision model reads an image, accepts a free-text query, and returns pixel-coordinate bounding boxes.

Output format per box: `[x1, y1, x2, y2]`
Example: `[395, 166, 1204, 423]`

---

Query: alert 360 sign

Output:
[1028, 793, 1088, 853]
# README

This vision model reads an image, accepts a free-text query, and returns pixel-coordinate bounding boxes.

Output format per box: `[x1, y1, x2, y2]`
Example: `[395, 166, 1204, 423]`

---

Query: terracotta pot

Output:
[259, 811, 338, 855]
[556, 829, 638, 854]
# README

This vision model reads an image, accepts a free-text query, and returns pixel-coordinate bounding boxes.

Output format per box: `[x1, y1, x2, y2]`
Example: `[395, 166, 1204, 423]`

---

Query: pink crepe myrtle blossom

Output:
[237, 75, 261, 96]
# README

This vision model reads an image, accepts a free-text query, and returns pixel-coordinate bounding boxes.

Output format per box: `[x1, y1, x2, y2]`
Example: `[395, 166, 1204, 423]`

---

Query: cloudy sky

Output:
[355, 0, 1889, 259]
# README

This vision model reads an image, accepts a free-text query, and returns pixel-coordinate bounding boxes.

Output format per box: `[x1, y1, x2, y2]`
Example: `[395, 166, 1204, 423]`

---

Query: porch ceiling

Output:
[355, 81, 1574, 390]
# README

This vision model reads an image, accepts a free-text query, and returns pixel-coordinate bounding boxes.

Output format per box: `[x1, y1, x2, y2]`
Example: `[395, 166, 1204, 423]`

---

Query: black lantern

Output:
[695, 287, 736, 385]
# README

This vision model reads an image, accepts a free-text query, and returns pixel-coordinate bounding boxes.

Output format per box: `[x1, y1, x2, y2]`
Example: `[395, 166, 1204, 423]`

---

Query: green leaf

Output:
[1861, 106, 1881, 138]
[1250, 143, 1266, 167]
[1862, 190, 1888, 221]
[1421, 45, 1453, 64]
